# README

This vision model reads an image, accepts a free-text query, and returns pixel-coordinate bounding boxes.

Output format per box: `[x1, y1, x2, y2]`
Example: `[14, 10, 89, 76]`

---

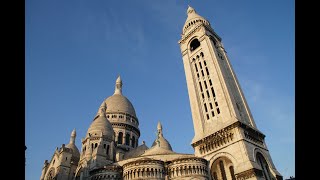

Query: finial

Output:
[69, 129, 76, 144]
[157, 121, 163, 137]
[114, 75, 123, 95]
[157, 121, 162, 130]
[187, 5, 195, 14]
[71, 128, 76, 137]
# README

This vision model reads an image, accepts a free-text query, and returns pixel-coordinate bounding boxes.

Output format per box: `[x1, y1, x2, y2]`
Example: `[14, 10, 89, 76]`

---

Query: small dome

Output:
[182, 6, 210, 34]
[87, 108, 114, 139]
[65, 129, 80, 157]
[65, 143, 80, 158]
[103, 94, 137, 117]
[151, 136, 173, 151]
[151, 121, 173, 151]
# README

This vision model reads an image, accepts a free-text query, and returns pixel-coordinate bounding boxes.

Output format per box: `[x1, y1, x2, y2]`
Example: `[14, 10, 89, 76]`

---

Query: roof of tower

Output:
[87, 104, 114, 139]
[100, 76, 137, 117]
[182, 5, 210, 34]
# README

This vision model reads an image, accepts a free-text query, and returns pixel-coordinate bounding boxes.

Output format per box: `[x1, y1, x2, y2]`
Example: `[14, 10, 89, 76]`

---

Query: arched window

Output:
[118, 132, 123, 144]
[46, 168, 55, 180]
[229, 166, 236, 180]
[106, 145, 110, 155]
[132, 136, 136, 148]
[256, 152, 272, 180]
[190, 38, 200, 51]
[219, 161, 227, 180]
[125, 134, 130, 146]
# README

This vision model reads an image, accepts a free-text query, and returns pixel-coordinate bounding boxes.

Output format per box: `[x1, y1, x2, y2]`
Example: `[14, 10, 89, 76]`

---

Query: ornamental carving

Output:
[241, 123, 265, 145]
[192, 123, 236, 155]
[235, 168, 263, 180]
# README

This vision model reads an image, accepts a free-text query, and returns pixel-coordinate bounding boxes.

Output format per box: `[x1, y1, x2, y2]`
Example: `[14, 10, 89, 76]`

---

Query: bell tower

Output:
[179, 6, 282, 180]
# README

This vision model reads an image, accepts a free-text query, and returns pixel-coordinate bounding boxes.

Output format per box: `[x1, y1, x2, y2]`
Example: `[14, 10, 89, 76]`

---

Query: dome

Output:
[65, 129, 80, 158]
[182, 6, 210, 34]
[65, 143, 80, 158]
[101, 76, 137, 117]
[151, 136, 173, 151]
[103, 94, 136, 117]
[87, 105, 114, 140]
[151, 122, 173, 151]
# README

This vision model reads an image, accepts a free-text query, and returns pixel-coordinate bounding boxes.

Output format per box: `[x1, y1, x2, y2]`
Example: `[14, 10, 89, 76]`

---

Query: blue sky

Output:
[26, 0, 295, 179]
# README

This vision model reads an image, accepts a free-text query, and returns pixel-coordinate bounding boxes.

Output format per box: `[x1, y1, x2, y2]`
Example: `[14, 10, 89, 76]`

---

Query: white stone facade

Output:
[40, 6, 282, 180]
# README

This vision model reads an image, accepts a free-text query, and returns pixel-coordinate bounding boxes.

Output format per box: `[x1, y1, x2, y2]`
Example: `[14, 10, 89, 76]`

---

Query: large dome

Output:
[100, 76, 137, 117]
[87, 105, 114, 140]
[103, 94, 136, 117]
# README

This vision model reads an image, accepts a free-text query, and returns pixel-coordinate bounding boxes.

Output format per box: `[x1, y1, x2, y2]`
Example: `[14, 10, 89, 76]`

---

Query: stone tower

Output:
[179, 6, 282, 180]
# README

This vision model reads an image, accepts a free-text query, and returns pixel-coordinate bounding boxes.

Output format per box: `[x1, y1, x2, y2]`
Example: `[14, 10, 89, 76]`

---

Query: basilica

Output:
[40, 6, 283, 180]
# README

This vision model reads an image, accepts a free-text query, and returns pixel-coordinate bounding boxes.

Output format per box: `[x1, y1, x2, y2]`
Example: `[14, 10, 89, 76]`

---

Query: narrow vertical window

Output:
[203, 60, 207, 66]
[202, 93, 205, 99]
[106, 145, 110, 155]
[132, 136, 136, 148]
[103, 144, 106, 149]
[219, 161, 227, 180]
[209, 103, 213, 109]
[206, 67, 210, 75]
[195, 63, 198, 72]
[211, 111, 215, 117]
[199, 82, 203, 92]
[204, 81, 208, 89]
[229, 166, 236, 180]
[125, 134, 130, 146]
[197, 73, 199, 78]
[211, 87, 216, 97]
[217, 108, 220, 114]
[199, 62, 202, 69]
[215, 102, 219, 107]
[206, 114, 210, 120]
[204, 103, 208, 112]
[209, 79, 212, 86]
[201, 70, 204, 77]
[118, 132, 123, 144]
[206, 90, 210, 98]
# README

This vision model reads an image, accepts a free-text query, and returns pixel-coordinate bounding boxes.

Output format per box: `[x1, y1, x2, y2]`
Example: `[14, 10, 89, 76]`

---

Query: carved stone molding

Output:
[235, 168, 263, 180]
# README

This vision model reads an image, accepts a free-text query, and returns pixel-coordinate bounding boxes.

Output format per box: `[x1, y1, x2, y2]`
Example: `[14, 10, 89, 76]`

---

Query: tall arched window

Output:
[118, 132, 123, 144]
[106, 145, 110, 155]
[256, 152, 272, 180]
[229, 166, 236, 180]
[132, 136, 136, 148]
[125, 134, 130, 146]
[190, 38, 200, 51]
[219, 160, 227, 180]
